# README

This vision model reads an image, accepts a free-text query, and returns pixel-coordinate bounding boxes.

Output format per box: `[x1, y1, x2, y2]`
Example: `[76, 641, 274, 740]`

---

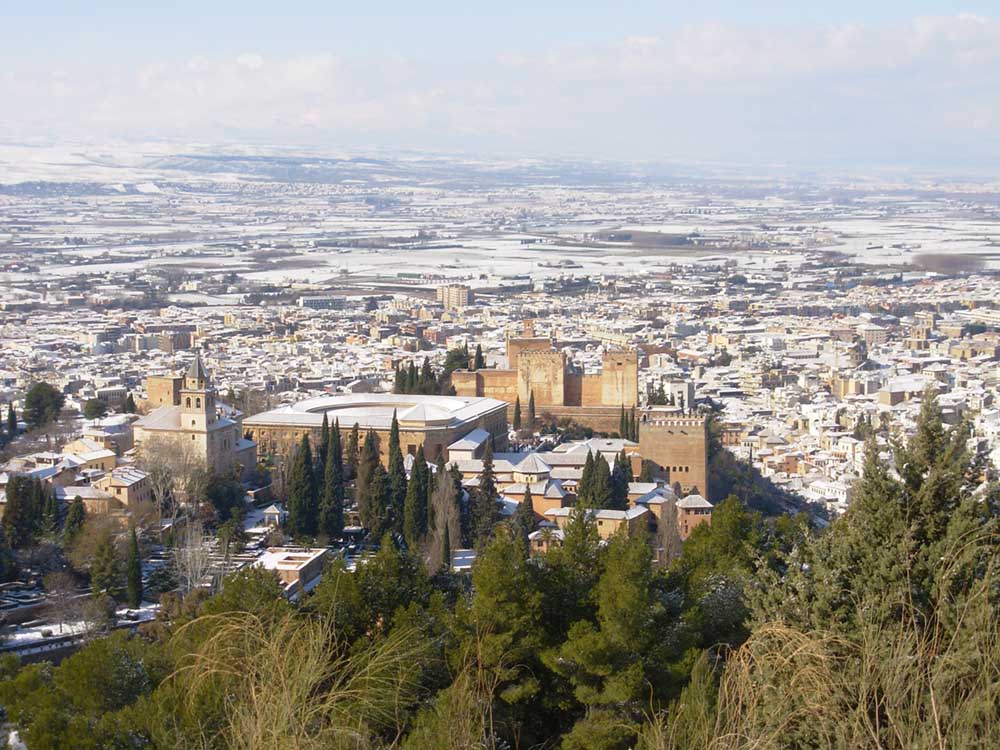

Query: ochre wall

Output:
[517, 350, 565, 405]
[638, 417, 709, 498]
[146, 376, 182, 407]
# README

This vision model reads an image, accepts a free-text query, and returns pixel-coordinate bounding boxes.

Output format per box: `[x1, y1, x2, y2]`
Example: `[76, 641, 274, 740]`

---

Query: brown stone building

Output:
[244, 393, 509, 467]
[452, 323, 639, 432]
[637, 415, 709, 497]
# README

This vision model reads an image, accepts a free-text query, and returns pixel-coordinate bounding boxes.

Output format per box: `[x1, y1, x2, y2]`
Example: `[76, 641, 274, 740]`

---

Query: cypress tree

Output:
[91, 531, 121, 598]
[619, 404, 627, 437]
[512, 484, 536, 555]
[356, 430, 380, 516]
[630, 407, 638, 441]
[346, 422, 360, 480]
[513, 396, 522, 431]
[320, 418, 345, 540]
[6, 403, 15, 436]
[472, 442, 499, 547]
[419, 358, 435, 393]
[317, 413, 330, 475]
[527, 391, 535, 429]
[42, 486, 59, 535]
[403, 446, 430, 549]
[591, 454, 614, 508]
[610, 453, 630, 510]
[474, 344, 485, 370]
[63, 497, 85, 545]
[578, 450, 595, 507]
[0, 526, 15, 583]
[406, 361, 418, 393]
[125, 527, 142, 608]
[619, 449, 635, 482]
[123, 393, 137, 414]
[362, 463, 393, 540]
[387, 411, 407, 533]
[286, 434, 318, 537]
[393, 365, 406, 394]
[2, 476, 35, 549]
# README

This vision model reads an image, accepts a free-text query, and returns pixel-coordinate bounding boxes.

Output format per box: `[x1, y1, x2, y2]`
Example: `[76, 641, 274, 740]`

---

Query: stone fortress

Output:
[451, 320, 640, 433]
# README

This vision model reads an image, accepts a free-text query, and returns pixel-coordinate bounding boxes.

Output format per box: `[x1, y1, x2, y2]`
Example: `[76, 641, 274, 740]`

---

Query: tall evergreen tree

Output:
[472, 442, 499, 547]
[346, 422, 360, 480]
[527, 390, 536, 429]
[319, 418, 345, 540]
[125, 527, 142, 608]
[2, 476, 34, 549]
[42, 486, 59, 535]
[317, 413, 330, 475]
[591, 453, 614, 509]
[473, 343, 485, 370]
[122, 393, 137, 414]
[356, 430, 381, 521]
[63, 497, 85, 545]
[406, 360, 419, 393]
[286, 434, 318, 537]
[387, 411, 408, 533]
[619, 404, 627, 437]
[419, 358, 435, 394]
[0, 526, 15, 583]
[362, 463, 393, 541]
[91, 530, 121, 599]
[393, 365, 406, 394]
[403, 446, 430, 549]
[513, 396, 522, 431]
[618, 449, 634, 482]
[5, 402, 16, 436]
[630, 407, 638, 441]
[610, 453, 630, 510]
[578, 450, 595, 507]
[512, 484, 536, 554]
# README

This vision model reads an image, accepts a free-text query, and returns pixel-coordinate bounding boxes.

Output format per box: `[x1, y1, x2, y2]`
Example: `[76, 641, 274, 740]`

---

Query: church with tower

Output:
[134, 354, 257, 478]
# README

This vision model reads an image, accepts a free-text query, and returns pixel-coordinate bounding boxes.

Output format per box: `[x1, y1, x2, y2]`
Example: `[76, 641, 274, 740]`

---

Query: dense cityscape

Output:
[2, 2, 1000, 747]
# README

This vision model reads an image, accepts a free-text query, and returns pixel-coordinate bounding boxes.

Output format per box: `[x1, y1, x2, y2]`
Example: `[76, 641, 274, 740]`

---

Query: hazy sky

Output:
[3, 2, 1000, 169]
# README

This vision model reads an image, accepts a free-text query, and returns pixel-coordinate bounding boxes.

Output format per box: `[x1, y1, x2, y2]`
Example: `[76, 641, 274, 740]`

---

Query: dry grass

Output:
[167, 611, 430, 750]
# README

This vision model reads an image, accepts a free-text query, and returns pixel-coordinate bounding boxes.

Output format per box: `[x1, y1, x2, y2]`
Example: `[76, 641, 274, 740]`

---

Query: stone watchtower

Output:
[180, 354, 216, 432]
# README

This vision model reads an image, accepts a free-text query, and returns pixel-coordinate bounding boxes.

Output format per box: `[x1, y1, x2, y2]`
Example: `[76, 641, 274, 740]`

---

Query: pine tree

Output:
[5, 402, 16, 437]
[286, 434, 318, 537]
[91, 530, 121, 598]
[472, 442, 499, 547]
[346, 422, 360, 481]
[473, 343, 485, 370]
[123, 393, 137, 414]
[403, 445, 430, 549]
[319, 418, 345, 540]
[387, 410, 408, 533]
[125, 527, 142, 608]
[513, 396, 522, 431]
[527, 390, 536, 429]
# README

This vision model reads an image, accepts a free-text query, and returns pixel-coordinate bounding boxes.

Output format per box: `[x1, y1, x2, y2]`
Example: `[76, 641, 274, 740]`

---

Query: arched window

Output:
[185, 397, 191, 408]
[196, 398, 201, 408]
